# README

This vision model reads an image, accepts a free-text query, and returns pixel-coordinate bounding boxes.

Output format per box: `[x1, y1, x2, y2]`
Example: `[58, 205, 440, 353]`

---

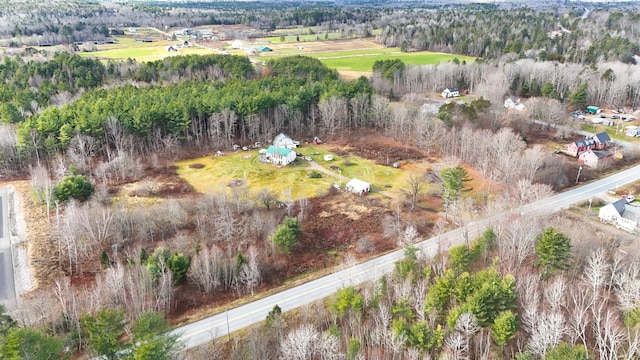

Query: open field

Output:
[259, 43, 476, 72]
[294, 144, 405, 190]
[176, 150, 335, 200]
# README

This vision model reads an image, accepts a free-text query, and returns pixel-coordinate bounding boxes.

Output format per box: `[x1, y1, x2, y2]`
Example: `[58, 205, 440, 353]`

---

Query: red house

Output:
[567, 132, 611, 157]
[579, 150, 613, 168]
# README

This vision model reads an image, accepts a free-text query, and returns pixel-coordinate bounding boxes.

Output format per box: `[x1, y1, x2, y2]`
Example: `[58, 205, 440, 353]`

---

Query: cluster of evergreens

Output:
[14, 55, 372, 159]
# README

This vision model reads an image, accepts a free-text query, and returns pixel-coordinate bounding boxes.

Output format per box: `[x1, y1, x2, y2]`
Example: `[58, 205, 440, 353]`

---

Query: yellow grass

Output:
[176, 150, 335, 200]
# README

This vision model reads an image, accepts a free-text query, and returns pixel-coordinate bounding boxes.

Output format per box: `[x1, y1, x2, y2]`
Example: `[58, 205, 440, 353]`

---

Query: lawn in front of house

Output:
[176, 150, 335, 201]
[295, 144, 407, 192]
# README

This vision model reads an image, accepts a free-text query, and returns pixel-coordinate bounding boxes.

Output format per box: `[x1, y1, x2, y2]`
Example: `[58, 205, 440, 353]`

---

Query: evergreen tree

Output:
[535, 227, 572, 278]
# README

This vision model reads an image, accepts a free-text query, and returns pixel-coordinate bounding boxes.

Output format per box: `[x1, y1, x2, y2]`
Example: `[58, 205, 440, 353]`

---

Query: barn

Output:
[346, 178, 370, 195]
[273, 133, 298, 149]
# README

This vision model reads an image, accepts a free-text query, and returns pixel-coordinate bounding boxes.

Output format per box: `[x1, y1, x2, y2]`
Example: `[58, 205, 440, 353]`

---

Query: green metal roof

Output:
[266, 145, 291, 156]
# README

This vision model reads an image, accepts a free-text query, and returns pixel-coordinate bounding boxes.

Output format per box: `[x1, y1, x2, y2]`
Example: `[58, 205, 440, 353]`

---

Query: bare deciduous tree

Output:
[280, 323, 320, 360]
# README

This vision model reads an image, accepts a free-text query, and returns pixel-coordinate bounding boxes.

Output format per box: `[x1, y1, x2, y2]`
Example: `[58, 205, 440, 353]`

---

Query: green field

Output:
[176, 151, 334, 200]
[265, 47, 476, 72]
[79, 45, 214, 62]
[176, 144, 412, 200]
[293, 145, 406, 192]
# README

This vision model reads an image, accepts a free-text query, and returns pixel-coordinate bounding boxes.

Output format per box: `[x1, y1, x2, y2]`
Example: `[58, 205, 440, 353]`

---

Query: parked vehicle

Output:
[622, 194, 635, 203]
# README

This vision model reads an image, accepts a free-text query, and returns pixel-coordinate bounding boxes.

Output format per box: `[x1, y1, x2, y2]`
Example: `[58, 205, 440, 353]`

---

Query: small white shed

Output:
[346, 178, 370, 195]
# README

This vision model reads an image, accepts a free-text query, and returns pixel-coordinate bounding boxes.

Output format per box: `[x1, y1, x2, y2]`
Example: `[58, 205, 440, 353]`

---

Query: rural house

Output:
[567, 138, 596, 157]
[441, 87, 460, 98]
[578, 150, 613, 168]
[504, 97, 525, 110]
[265, 146, 296, 166]
[566, 132, 611, 156]
[592, 132, 612, 149]
[273, 133, 298, 149]
[599, 199, 640, 232]
[626, 127, 640, 137]
[345, 178, 370, 195]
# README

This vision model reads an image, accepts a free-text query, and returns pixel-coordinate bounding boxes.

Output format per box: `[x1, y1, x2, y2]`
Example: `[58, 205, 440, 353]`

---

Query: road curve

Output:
[172, 164, 640, 349]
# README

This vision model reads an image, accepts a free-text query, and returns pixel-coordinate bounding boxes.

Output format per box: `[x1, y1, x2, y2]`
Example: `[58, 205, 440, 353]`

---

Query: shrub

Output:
[53, 175, 94, 202]
[308, 170, 322, 178]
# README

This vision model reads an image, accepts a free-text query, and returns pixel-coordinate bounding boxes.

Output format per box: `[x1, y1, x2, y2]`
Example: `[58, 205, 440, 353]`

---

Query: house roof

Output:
[266, 145, 291, 156]
[346, 178, 370, 190]
[593, 132, 611, 143]
[444, 87, 459, 92]
[592, 150, 612, 159]
[257, 45, 272, 51]
[611, 198, 628, 215]
[273, 133, 295, 146]
[623, 204, 640, 221]
[574, 138, 596, 148]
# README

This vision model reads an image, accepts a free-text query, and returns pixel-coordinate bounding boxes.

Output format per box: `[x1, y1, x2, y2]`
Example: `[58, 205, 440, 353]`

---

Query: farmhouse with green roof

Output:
[266, 146, 297, 166]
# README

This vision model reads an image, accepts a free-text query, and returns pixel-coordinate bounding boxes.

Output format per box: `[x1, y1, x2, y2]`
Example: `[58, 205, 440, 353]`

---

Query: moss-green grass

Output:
[176, 151, 334, 200]
[176, 144, 413, 199]
[265, 47, 476, 72]
[294, 145, 405, 191]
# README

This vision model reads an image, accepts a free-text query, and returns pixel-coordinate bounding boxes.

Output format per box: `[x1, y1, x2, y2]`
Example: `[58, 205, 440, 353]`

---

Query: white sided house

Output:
[441, 87, 460, 99]
[599, 199, 640, 232]
[273, 133, 298, 149]
[265, 146, 296, 166]
[346, 178, 370, 195]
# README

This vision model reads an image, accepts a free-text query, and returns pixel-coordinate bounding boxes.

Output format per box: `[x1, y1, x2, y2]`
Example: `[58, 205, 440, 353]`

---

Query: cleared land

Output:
[176, 151, 336, 200]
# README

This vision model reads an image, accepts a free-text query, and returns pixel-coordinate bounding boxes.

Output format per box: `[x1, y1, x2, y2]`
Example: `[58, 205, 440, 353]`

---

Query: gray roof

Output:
[593, 132, 611, 144]
[622, 203, 640, 222]
[612, 198, 627, 215]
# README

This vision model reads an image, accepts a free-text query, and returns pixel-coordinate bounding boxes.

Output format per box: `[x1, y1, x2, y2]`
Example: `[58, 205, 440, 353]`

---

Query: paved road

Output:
[0, 188, 15, 302]
[172, 164, 640, 349]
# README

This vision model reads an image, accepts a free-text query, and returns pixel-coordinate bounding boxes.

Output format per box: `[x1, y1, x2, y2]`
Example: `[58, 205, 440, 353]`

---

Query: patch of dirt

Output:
[328, 129, 432, 166]
[228, 179, 245, 188]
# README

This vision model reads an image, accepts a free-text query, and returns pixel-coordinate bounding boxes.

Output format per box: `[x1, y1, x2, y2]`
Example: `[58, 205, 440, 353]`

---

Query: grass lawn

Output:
[176, 151, 335, 200]
[79, 45, 214, 62]
[580, 123, 640, 143]
[265, 47, 476, 72]
[295, 145, 406, 192]
[176, 144, 414, 200]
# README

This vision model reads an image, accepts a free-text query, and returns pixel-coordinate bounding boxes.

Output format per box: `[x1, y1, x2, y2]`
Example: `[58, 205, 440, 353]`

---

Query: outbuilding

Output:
[345, 178, 370, 195]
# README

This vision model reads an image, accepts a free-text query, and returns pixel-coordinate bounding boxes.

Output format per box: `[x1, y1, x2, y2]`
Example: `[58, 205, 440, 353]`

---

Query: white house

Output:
[599, 199, 640, 232]
[273, 133, 298, 149]
[265, 146, 296, 166]
[346, 178, 370, 195]
[441, 87, 460, 99]
[230, 39, 244, 49]
[504, 97, 525, 111]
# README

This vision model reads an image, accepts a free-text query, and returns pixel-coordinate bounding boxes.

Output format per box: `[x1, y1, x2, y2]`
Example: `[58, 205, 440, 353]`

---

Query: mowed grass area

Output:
[79, 44, 214, 62]
[295, 145, 406, 192]
[176, 151, 335, 200]
[176, 144, 413, 200]
[264, 47, 476, 72]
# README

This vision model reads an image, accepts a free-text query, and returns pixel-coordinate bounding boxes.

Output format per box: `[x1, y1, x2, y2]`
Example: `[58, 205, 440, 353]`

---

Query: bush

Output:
[308, 170, 322, 178]
[53, 175, 94, 202]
